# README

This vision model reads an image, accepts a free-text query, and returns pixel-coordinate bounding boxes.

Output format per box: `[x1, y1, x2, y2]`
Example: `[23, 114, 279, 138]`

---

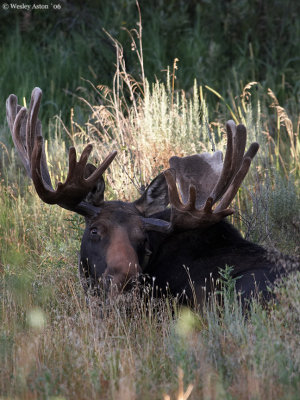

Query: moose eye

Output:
[90, 225, 106, 240]
[90, 227, 98, 236]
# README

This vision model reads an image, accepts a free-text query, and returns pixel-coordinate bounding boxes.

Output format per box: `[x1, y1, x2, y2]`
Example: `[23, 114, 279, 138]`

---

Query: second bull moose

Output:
[6, 87, 289, 305]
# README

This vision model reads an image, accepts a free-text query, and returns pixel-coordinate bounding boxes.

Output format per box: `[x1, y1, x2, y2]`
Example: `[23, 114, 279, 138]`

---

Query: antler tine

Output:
[209, 121, 233, 203]
[31, 136, 56, 203]
[7, 95, 31, 176]
[231, 124, 247, 175]
[36, 119, 53, 187]
[11, 107, 31, 177]
[26, 87, 42, 161]
[27, 88, 52, 187]
[209, 120, 246, 204]
[85, 150, 118, 185]
[6, 94, 18, 133]
[244, 141, 260, 159]
[164, 169, 186, 211]
[215, 142, 259, 212]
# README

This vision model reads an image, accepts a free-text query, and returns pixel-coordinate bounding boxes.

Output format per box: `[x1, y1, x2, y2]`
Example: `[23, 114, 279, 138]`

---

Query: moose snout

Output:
[104, 227, 142, 292]
[103, 262, 141, 291]
[102, 263, 141, 298]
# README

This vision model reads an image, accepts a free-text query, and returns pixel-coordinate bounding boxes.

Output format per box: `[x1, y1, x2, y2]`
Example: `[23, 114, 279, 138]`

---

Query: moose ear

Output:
[84, 163, 105, 206]
[134, 172, 169, 216]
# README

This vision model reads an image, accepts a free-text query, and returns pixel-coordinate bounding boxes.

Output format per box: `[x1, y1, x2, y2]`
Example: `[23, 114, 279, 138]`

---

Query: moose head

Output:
[6, 88, 259, 297]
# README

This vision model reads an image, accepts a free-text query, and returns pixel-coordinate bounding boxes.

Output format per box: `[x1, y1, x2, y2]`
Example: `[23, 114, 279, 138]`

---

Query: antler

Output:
[160, 121, 259, 232]
[6, 87, 117, 216]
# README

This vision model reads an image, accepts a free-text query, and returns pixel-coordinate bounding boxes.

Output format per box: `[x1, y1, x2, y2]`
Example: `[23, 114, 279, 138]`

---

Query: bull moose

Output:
[6, 87, 289, 305]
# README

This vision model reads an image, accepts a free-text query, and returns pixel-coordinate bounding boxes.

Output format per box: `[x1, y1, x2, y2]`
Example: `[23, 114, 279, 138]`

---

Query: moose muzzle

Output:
[104, 226, 142, 290]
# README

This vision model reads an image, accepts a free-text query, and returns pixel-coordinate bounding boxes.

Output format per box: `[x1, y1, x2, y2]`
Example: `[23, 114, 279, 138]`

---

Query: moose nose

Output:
[104, 227, 142, 291]
[105, 261, 141, 282]
[103, 262, 141, 295]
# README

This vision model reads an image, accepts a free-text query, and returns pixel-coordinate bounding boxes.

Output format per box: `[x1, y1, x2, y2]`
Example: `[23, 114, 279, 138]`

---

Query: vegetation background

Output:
[0, 0, 299, 399]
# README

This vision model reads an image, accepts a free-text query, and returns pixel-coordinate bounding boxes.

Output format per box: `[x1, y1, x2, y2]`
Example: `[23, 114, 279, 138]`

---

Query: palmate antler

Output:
[6, 87, 117, 217]
[152, 121, 259, 232]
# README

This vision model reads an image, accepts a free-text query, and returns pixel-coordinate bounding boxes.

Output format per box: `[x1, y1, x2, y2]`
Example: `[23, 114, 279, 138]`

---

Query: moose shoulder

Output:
[7, 88, 287, 305]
